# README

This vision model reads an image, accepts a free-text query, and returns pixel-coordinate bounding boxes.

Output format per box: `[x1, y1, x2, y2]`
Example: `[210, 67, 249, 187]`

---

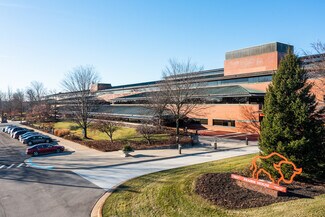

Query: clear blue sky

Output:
[0, 0, 324, 92]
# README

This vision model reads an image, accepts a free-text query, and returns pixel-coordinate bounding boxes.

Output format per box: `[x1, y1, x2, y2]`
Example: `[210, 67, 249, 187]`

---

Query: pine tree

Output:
[259, 51, 325, 179]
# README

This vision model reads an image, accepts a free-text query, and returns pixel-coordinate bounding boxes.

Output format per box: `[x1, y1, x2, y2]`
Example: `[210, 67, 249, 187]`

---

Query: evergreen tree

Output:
[259, 51, 325, 179]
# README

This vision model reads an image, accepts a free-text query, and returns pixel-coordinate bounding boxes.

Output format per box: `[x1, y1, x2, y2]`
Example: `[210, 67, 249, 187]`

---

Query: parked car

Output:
[26, 143, 64, 156]
[8, 126, 23, 134]
[10, 127, 25, 137]
[4, 125, 16, 133]
[22, 135, 53, 146]
[12, 129, 33, 139]
[1, 125, 13, 132]
[19, 132, 41, 142]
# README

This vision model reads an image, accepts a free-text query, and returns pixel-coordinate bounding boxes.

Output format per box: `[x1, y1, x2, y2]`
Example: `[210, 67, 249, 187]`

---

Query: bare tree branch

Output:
[61, 65, 100, 138]
[92, 119, 119, 142]
[160, 58, 205, 136]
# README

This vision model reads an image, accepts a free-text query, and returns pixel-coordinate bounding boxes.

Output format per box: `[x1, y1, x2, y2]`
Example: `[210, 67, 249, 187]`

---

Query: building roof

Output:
[226, 42, 293, 60]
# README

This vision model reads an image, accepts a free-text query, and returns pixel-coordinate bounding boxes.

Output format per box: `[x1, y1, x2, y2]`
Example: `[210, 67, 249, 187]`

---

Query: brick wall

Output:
[224, 52, 280, 76]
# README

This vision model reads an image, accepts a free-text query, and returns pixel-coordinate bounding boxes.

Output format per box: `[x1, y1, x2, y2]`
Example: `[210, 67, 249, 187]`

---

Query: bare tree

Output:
[61, 65, 100, 139]
[136, 121, 158, 145]
[0, 91, 4, 113]
[239, 105, 260, 134]
[12, 89, 25, 122]
[0, 91, 5, 121]
[303, 41, 325, 99]
[144, 88, 168, 128]
[160, 59, 205, 136]
[92, 119, 119, 142]
[26, 81, 47, 107]
[46, 89, 59, 122]
[6, 87, 13, 116]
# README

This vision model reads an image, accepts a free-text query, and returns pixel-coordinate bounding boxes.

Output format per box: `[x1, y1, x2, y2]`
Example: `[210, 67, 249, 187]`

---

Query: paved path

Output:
[73, 145, 259, 190]
[18, 122, 259, 191]
[26, 139, 256, 170]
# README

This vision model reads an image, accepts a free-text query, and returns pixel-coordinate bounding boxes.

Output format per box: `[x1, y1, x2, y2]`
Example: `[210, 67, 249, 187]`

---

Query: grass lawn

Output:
[53, 121, 169, 141]
[103, 154, 325, 217]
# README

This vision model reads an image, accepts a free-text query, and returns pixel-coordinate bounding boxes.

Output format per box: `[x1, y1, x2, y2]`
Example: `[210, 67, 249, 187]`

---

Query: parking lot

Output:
[0, 123, 105, 217]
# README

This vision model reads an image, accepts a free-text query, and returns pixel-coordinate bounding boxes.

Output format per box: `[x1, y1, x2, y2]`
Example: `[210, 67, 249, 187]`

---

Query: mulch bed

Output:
[195, 173, 325, 209]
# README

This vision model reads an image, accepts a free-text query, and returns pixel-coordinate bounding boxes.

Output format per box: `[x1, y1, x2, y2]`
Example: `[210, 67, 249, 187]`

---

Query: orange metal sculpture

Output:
[250, 152, 302, 185]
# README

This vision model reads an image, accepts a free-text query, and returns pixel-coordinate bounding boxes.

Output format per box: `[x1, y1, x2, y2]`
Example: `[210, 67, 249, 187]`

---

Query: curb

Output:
[90, 180, 134, 217]
[90, 190, 113, 217]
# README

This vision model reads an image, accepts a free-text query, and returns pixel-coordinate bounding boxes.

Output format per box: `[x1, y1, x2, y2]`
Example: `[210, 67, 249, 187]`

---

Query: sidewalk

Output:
[25, 135, 257, 170]
[73, 145, 259, 191]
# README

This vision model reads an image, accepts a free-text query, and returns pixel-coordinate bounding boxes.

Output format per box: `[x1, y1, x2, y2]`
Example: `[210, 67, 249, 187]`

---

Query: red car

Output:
[26, 143, 64, 156]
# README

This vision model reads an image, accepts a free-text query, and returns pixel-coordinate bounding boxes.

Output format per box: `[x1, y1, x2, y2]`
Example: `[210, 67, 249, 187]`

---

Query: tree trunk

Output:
[83, 126, 87, 139]
[158, 118, 162, 130]
[176, 118, 180, 136]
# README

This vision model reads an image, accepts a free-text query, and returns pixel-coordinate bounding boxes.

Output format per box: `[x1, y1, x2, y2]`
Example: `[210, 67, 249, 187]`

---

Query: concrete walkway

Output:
[73, 145, 258, 191]
[26, 138, 256, 170]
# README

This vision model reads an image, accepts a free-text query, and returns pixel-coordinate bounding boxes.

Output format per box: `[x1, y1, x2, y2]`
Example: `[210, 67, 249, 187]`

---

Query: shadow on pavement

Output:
[0, 167, 102, 190]
[31, 150, 75, 158]
[131, 154, 157, 158]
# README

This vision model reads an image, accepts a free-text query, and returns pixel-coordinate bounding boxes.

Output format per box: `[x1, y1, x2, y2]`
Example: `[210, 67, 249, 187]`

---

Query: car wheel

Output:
[45, 139, 50, 143]
[56, 149, 61, 153]
[33, 151, 38, 156]
[28, 141, 33, 146]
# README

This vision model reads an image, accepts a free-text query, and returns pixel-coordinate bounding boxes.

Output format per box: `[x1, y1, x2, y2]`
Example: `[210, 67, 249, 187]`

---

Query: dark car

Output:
[8, 126, 23, 134]
[23, 135, 53, 146]
[19, 132, 41, 142]
[12, 129, 33, 139]
[10, 127, 27, 137]
[10, 127, 26, 137]
[26, 143, 64, 156]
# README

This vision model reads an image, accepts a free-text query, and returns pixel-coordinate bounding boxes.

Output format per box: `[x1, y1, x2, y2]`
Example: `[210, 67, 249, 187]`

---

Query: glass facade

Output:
[192, 118, 208, 125]
[213, 119, 235, 127]
[206, 75, 272, 87]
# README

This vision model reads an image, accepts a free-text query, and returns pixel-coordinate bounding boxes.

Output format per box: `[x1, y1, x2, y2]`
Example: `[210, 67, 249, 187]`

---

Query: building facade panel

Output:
[224, 51, 279, 76]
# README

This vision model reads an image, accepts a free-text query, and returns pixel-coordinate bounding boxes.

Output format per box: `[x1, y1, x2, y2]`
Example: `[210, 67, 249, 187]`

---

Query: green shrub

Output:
[122, 143, 134, 152]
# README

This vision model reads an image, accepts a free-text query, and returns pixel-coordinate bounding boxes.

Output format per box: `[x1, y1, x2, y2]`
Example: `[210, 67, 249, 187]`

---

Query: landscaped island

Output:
[102, 154, 325, 217]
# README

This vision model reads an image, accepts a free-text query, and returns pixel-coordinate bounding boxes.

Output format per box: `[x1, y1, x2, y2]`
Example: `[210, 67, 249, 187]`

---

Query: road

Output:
[0, 123, 105, 217]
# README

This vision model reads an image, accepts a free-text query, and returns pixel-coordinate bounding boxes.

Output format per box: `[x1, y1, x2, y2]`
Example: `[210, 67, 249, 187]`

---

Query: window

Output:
[206, 75, 273, 87]
[193, 118, 208, 125]
[213, 119, 235, 127]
